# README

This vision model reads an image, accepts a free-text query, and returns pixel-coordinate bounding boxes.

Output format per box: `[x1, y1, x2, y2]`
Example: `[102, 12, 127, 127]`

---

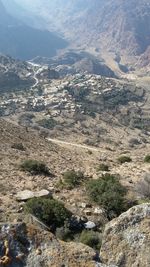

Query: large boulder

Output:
[0, 222, 97, 267]
[100, 203, 150, 267]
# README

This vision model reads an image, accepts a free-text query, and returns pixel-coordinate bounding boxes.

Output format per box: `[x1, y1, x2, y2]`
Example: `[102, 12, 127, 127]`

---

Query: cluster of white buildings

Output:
[0, 74, 121, 117]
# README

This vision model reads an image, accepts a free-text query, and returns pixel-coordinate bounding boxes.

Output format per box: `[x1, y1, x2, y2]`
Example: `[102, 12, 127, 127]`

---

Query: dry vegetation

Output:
[0, 118, 149, 224]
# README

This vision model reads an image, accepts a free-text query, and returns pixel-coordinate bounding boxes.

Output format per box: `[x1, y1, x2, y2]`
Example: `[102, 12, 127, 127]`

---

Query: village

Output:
[0, 70, 128, 118]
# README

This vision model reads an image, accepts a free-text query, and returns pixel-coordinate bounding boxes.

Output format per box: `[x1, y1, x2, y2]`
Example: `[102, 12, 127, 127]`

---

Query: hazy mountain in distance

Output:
[0, 0, 68, 60]
[9, 0, 150, 72]
[2, 0, 46, 29]
[0, 0, 18, 25]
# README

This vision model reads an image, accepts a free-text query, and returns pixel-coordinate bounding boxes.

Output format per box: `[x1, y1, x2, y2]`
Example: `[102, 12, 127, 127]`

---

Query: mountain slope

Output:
[9, 0, 150, 70]
[0, 116, 149, 266]
[0, 0, 68, 60]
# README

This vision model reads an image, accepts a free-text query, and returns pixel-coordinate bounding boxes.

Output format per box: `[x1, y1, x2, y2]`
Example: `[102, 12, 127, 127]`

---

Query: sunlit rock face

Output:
[100, 204, 150, 267]
[0, 222, 97, 267]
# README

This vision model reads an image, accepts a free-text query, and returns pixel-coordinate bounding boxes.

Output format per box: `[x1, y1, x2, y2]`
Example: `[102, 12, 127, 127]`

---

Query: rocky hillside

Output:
[33, 51, 116, 78]
[67, 0, 150, 56]
[0, 117, 149, 266]
[0, 203, 149, 266]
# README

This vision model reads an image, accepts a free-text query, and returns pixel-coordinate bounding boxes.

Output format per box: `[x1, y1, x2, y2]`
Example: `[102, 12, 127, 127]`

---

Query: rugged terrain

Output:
[0, 118, 150, 266]
[32, 51, 116, 78]
[0, 222, 97, 267]
[0, 203, 149, 267]
[0, 55, 150, 264]
[101, 203, 150, 267]
[4, 0, 150, 75]
[0, 1, 150, 265]
[1, 56, 150, 147]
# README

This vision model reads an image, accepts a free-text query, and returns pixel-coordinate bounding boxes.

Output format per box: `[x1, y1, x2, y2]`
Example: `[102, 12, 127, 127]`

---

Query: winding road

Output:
[28, 61, 46, 89]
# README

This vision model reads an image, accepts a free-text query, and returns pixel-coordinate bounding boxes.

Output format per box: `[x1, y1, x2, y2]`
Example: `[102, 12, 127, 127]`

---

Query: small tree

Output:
[55, 221, 73, 241]
[11, 143, 26, 151]
[38, 118, 57, 129]
[62, 170, 84, 189]
[144, 155, 150, 163]
[79, 230, 102, 250]
[118, 156, 132, 164]
[86, 174, 127, 217]
[20, 159, 50, 176]
[97, 163, 109, 172]
[26, 197, 72, 229]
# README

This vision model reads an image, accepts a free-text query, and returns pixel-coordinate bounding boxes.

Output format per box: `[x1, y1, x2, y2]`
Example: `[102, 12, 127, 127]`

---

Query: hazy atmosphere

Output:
[0, 1, 150, 266]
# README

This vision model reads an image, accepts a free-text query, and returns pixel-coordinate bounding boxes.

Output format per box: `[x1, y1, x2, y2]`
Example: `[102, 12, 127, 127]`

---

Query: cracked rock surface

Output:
[100, 203, 150, 267]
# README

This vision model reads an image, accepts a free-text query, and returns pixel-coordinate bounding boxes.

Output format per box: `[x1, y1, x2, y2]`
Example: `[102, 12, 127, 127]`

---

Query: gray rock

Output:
[0, 222, 96, 266]
[16, 189, 51, 201]
[84, 221, 96, 229]
[100, 203, 150, 267]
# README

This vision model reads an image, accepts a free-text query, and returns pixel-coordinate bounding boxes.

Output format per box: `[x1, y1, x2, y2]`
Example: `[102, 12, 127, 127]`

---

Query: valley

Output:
[0, 58, 150, 148]
[0, 1, 149, 267]
[3, 0, 150, 77]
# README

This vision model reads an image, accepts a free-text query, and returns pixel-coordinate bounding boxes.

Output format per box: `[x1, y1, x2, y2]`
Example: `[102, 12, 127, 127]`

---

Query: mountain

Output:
[2, 0, 46, 29]
[0, 0, 67, 60]
[8, 0, 150, 73]
[32, 51, 116, 78]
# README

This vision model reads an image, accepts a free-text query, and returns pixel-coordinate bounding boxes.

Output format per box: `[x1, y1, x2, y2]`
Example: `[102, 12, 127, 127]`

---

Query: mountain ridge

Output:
[7, 0, 150, 73]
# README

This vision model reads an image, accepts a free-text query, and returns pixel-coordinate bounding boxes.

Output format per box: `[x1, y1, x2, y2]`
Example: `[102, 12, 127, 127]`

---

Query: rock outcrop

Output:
[0, 222, 97, 267]
[100, 203, 150, 267]
[0, 204, 149, 266]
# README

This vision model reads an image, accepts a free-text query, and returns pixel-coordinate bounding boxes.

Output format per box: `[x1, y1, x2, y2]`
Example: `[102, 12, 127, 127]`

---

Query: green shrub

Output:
[55, 221, 73, 241]
[97, 163, 109, 172]
[86, 174, 127, 217]
[144, 155, 150, 163]
[26, 197, 72, 229]
[87, 150, 93, 155]
[37, 118, 57, 129]
[20, 159, 50, 175]
[62, 170, 84, 189]
[56, 178, 64, 190]
[118, 155, 132, 164]
[137, 198, 150, 205]
[11, 143, 26, 151]
[79, 230, 102, 250]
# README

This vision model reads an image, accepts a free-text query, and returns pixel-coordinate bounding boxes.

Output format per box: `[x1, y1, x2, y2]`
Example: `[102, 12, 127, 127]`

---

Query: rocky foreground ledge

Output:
[100, 203, 150, 267]
[0, 204, 149, 267]
[0, 222, 97, 267]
